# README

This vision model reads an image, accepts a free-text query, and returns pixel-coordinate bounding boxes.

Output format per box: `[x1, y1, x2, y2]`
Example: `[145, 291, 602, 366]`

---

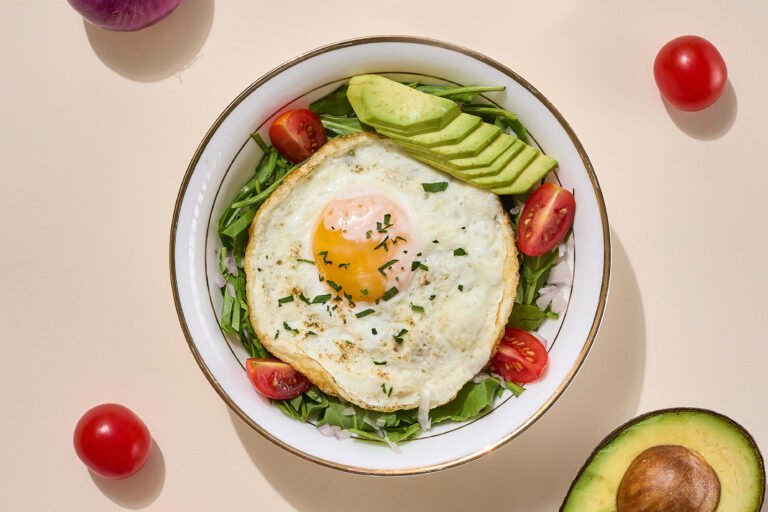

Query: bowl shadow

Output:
[227, 230, 646, 510]
[662, 81, 737, 140]
[83, 0, 215, 82]
[89, 440, 165, 509]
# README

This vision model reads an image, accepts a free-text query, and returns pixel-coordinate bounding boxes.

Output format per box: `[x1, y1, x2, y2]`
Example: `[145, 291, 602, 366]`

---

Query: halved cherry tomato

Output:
[268, 109, 327, 163]
[490, 327, 548, 384]
[246, 358, 310, 399]
[517, 183, 575, 256]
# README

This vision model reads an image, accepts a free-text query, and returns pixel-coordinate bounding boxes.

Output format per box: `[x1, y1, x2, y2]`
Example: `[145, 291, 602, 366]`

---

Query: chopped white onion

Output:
[535, 284, 561, 311]
[334, 429, 353, 440]
[472, 372, 491, 384]
[224, 249, 239, 277]
[225, 282, 236, 298]
[418, 387, 432, 431]
[383, 433, 402, 453]
[550, 293, 568, 315]
[213, 274, 226, 288]
[363, 416, 380, 431]
[547, 260, 572, 286]
[317, 424, 335, 437]
[341, 407, 356, 416]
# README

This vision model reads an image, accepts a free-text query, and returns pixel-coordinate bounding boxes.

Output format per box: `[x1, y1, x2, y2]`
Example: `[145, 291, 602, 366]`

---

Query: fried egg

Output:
[244, 132, 517, 412]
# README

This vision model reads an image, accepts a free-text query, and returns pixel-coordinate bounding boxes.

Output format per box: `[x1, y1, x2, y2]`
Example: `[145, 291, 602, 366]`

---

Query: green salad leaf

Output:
[214, 80, 539, 445]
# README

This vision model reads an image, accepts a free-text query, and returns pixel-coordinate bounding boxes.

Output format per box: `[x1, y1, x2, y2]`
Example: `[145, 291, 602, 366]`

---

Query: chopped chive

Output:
[275, 330, 280, 339]
[381, 383, 387, 393]
[381, 287, 399, 301]
[366, 230, 372, 239]
[278, 295, 294, 305]
[410, 303, 425, 312]
[393, 328, 408, 344]
[343, 292, 356, 307]
[383, 213, 391, 225]
[318, 250, 332, 265]
[348, 149, 356, 156]
[361, 288, 369, 296]
[344, 339, 353, 345]
[318, 274, 325, 282]
[376, 222, 386, 233]
[429, 294, 436, 301]
[373, 360, 387, 365]
[356, 308, 375, 318]
[372, 328, 378, 335]
[326, 280, 342, 292]
[388, 386, 393, 397]
[374, 236, 389, 252]
[299, 292, 311, 304]
[311, 294, 332, 304]
[307, 331, 317, 336]
[421, 181, 449, 193]
[411, 261, 429, 271]
[453, 248, 468, 256]
[392, 236, 407, 245]
[297, 258, 315, 264]
[338, 262, 350, 269]
[377, 259, 399, 276]
[432, 240, 439, 244]
[283, 321, 298, 333]
[458, 284, 464, 292]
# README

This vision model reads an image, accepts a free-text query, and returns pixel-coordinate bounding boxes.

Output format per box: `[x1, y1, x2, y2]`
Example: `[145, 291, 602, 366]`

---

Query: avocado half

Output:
[561, 408, 765, 512]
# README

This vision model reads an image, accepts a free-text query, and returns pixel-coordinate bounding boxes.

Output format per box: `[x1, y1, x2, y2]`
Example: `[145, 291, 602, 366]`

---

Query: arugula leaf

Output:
[430, 378, 500, 424]
[417, 85, 505, 103]
[318, 114, 369, 137]
[309, 85, 354, 116]
[461, 104, 530, 143]
[521, 249, 559, 305]
[508, 303, 558, 330]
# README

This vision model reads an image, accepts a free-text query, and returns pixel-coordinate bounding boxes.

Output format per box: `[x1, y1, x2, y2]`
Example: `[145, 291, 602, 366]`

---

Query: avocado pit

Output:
[617, 445, 720, 512]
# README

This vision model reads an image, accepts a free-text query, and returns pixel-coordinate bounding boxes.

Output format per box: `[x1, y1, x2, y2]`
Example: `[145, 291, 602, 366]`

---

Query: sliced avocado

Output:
[470, 145, 539, 187]
[347, 75, 459, 135]
[458, 139, 526, 177]
[489, 153, 558, 195]
[561, 408, 765, 512]
[378, 114, 481, 148]
[448, 133, 515, 169]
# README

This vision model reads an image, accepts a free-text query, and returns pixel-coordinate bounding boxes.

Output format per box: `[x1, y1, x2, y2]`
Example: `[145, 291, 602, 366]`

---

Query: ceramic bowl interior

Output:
[171, 36, 610, 475]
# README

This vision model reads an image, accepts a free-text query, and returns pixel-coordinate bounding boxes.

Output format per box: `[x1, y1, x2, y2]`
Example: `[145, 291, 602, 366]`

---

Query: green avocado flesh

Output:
[345, 74, 558, 194]
[347, 74, 460, 134]
[561, 409, 765, 512]
[378, 113, 481, 147]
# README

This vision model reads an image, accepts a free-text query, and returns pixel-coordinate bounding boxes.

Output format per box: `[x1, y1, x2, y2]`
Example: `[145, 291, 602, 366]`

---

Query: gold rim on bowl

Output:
[169, 35, 612, 476]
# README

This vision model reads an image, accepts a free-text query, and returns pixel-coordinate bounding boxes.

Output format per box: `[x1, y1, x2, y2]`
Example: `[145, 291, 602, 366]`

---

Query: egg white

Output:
[244, 133, 517, 412]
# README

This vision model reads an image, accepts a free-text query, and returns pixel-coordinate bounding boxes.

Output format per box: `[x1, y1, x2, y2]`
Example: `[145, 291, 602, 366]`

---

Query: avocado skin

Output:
[561, 408, 766, 512]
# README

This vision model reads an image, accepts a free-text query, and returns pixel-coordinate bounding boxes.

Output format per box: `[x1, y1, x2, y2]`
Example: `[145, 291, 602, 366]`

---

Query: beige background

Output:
[1, 0, 766, 510]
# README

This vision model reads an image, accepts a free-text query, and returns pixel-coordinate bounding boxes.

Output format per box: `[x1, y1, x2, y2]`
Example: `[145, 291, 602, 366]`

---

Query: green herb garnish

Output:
[393, 328, 408, 344]
[326, 280, 342, 292]
[453, 248, 468, 256]
[297, 258, 315, 264]
[458, 284, 464, 292]
[356, 309, 375, 318]
[421, 182, 448, 193]
[377, 259, 399, 276]
[311, 294, 332, 304]
[381, 287, 399, 301]
[411, 261, 429, 271]
[410, 304, 425, 312]
[278, 295, 294, 305]
[374, 236, 389, 252]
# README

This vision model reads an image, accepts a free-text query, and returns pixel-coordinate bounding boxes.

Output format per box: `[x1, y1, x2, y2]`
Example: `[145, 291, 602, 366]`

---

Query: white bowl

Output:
[170, 36, 610, 475]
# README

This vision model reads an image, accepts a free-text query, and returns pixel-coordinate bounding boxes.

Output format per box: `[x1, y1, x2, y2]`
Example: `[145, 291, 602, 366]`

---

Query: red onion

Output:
[68, 0, 182, 32]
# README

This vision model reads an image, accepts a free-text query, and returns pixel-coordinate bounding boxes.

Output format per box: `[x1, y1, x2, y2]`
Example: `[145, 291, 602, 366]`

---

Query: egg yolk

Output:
[312, 194, 414, 302]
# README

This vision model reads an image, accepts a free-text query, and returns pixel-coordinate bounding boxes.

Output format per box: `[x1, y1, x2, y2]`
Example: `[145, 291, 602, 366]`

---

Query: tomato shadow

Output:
[89, 440, 165, 509]
[663, 81, 737, 141]
[83, 0, 214, 82]
[228, 230, 647, 511]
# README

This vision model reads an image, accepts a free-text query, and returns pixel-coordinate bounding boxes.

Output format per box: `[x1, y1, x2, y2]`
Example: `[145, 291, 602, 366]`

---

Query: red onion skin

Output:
[68, 0, 182, 32]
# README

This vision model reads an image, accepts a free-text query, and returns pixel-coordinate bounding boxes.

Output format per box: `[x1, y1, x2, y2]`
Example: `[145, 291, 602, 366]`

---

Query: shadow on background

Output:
[84, 0, 214, 82]
[663, 81, 737, 140]
[227, 230, 646, 511]
[89, 440, 165, 509]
